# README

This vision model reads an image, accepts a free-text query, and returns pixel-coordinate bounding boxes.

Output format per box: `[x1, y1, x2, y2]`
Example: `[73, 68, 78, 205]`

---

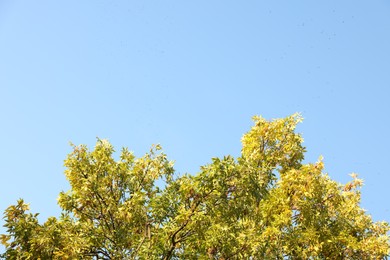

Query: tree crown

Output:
[2, 114, 389, 259]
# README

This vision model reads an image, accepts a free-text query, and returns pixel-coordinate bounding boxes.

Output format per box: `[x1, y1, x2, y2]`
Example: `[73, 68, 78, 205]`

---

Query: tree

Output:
[1, 114, 389, 259]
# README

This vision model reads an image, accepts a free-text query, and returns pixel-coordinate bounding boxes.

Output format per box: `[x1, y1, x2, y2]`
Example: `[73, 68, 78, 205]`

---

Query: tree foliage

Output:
[2, 114, 389, 259]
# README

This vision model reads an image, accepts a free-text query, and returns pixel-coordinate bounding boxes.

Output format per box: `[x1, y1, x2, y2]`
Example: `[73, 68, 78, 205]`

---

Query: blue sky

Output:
[1, 0, 389, 234]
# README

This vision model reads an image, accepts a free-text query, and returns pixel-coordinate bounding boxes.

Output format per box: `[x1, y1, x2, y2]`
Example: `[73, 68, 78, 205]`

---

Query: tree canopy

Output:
[2, 114, 389, 259]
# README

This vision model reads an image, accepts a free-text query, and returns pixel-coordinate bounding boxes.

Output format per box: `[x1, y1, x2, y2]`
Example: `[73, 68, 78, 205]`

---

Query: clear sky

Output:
[1, 0, 389, 235]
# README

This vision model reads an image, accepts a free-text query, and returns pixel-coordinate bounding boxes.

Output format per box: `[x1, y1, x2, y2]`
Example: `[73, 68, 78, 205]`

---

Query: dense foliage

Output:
[2, 114, 389, 259]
